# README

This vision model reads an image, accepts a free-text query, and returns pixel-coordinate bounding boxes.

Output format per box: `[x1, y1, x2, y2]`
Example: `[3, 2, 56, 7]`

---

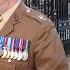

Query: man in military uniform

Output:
[0, 0, 69, 70]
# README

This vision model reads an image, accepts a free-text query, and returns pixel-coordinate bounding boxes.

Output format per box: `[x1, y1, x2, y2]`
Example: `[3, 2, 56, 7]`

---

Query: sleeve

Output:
[33, 23, 69, 70]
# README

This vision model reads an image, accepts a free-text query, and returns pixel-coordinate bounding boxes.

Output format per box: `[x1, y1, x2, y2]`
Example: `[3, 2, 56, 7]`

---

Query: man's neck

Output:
[0, 0, 18, 14]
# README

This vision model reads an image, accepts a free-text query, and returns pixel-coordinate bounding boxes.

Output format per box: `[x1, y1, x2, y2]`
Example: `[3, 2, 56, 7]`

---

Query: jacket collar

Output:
[0, 2, 27, 36]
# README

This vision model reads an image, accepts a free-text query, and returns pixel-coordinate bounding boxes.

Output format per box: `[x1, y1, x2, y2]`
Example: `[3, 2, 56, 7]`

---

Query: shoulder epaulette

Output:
[24, 7, 53, 26]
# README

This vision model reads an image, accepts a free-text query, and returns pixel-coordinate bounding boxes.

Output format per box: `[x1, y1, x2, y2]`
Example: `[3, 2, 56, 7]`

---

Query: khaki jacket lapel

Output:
[0, 2, 26, 36]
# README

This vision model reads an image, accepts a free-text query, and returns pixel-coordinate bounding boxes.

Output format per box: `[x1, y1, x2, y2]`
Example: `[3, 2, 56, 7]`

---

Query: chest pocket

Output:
[0, 58, 29, 70]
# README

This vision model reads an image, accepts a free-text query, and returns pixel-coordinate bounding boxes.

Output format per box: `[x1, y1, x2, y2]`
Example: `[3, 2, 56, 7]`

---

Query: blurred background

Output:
[23, 0, 70, 56]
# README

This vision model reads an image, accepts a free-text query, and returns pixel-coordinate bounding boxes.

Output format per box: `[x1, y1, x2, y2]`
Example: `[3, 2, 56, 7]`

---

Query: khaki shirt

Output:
[0, 1, 69, 70]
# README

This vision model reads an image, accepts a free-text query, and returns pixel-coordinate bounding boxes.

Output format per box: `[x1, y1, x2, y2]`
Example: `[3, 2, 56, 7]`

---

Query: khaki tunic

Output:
[0, 2, 69, 70]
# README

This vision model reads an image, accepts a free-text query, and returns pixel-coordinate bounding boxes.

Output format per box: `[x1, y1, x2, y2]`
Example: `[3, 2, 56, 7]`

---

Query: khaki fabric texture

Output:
[0, 2, 68, 70]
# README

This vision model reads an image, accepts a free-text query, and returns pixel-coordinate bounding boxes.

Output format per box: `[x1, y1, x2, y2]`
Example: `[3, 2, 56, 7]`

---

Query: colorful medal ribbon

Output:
[2, 37, 8, 58]
[25, 40, 30, 53]
[0, 36, 5, 56]
[7, 37, 12, 50]
[19, 39, 23, 52]
[5, 37, 8, 46]
[10, 38, 15, 59]
[6, 37, 12, 58]
[13, 38, 19, 59]
[17, 38, 23, 60]
[23, 39, 29, 51]
[22, 40, 29, 61]
[15, 38, 20, 52]
[22, 39, 26, 51]
[0, 36, 5, 49]
[11, 38, 15, 51]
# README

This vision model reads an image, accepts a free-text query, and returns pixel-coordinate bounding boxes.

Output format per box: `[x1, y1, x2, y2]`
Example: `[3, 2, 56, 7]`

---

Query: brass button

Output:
[38, 15, 46, 20]
[38, 15, 43, 19]
[26, 9, 31, 13]
[0, 15, 3, 22]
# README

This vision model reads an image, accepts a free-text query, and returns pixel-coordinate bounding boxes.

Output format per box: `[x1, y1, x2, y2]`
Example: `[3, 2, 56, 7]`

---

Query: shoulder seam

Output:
[24, 8, 52, 25]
